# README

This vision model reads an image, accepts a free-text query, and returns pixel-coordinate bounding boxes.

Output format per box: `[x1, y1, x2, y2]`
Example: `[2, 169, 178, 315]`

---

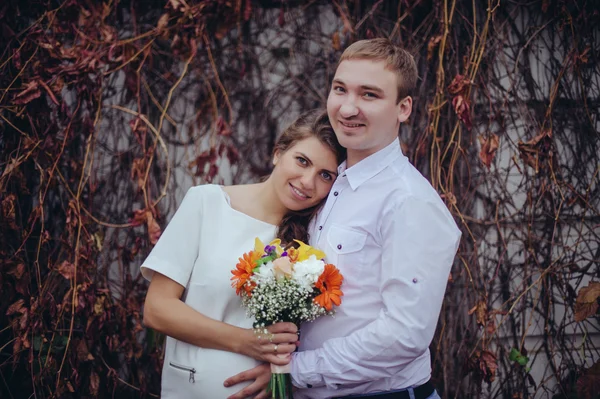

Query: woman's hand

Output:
[239, 322, 299, 365]
[224, 363, 271, 399]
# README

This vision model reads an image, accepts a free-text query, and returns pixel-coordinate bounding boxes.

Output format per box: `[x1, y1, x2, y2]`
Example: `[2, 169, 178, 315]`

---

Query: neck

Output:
[253, 180, 288, 225]
[346, 137, 398, 168]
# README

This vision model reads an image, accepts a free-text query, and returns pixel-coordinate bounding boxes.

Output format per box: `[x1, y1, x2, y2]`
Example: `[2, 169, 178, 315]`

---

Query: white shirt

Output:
[291, 140, 461, 398]
[141, 184, 277, 398]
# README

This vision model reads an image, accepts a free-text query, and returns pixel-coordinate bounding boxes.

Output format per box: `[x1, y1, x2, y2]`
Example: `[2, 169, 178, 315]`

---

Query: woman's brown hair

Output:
[273, 109, 345, 246]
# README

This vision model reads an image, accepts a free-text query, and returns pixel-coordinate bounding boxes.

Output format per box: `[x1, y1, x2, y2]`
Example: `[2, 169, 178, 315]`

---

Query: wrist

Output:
[233, 327, 253, 356]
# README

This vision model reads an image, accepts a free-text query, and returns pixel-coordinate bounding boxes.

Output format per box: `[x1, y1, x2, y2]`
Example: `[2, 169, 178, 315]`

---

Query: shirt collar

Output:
[337, 139, 407, 190]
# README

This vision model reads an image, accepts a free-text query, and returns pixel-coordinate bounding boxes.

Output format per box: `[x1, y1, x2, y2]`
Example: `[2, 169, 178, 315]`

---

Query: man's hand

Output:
[224, 363, 271, 399]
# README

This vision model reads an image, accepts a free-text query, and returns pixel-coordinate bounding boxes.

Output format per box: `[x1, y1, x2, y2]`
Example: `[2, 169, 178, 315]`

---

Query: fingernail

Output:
[224, 382, 229, 387]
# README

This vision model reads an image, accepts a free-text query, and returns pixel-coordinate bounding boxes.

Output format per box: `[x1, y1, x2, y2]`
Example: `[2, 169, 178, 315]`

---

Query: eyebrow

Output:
[332, 79, 385, 95]
[298, 152, 338, 177]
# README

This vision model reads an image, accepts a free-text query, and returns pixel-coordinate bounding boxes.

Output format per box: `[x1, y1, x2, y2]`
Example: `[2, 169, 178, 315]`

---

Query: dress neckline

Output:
[217, 186, 278, 228]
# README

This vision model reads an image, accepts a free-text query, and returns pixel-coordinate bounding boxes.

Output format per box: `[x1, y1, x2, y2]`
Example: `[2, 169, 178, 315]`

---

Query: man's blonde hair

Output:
[339, 38, 418, 102]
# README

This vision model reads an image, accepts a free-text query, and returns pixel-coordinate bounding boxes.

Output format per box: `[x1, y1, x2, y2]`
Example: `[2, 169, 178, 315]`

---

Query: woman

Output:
[141, 110, 345, 398]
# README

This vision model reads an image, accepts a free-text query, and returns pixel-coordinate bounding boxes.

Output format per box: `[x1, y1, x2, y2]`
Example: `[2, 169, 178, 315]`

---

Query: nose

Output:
[299, 170, 316, 191]
[339, 96, 359, 118]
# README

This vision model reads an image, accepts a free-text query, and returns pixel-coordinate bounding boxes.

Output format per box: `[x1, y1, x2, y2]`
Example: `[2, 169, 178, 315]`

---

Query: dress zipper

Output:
[169, 362, 196, 383]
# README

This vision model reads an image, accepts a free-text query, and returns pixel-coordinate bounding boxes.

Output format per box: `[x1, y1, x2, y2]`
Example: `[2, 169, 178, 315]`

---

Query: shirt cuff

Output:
[291, 351, 326, 389]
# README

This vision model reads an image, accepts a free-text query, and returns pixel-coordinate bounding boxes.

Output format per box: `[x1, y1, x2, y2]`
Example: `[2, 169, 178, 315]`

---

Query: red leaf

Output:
[146, 212, 162, 245]
[478, 134, 499, 169]
[427, 35, 442, 61]
[8, 263, 25, 279]
[517, 129, 554, 172]
[90, 371, 100, 396]
[448, 74, 472, 95]
[332, 32, 341, 51]
[6, 299, 25, 316]
[57, 260, 75, 280]
[13, 80, 41, 105]
[577, 361, 600, 399]
[575, 281, 600, 322]
[216, 116, 231, 136]
[244, 0, 252, 21]
[157, 13, 169, 31]
[480, 350, 498, 383]
[38, 79, 59, 105]
[452, 95, 472, 130]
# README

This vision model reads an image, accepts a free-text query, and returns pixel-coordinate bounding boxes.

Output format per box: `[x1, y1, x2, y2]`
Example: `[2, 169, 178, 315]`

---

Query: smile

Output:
[290, 184, 310, 200]
[340, 121, 364, 128]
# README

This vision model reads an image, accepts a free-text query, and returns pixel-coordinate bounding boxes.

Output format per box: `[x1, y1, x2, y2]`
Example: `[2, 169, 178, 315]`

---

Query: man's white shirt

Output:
[291, 139, 461, 398]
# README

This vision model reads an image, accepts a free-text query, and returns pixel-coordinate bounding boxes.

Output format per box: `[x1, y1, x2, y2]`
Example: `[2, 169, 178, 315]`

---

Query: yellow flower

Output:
[293, 240, 326, 262]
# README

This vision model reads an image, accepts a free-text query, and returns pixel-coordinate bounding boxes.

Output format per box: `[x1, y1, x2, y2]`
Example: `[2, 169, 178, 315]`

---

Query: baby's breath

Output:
[242, 277, 328, 326]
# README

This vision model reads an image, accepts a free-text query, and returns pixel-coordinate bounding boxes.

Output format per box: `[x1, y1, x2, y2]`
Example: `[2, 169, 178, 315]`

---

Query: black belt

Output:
[334, 381, 435, 399]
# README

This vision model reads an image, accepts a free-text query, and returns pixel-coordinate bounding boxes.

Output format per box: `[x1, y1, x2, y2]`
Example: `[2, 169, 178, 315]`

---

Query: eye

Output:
[333, 86, 346, 93]
[296, 156, 308, 166]
[320, 171, 333, 181]
[363, 92, 378, 99]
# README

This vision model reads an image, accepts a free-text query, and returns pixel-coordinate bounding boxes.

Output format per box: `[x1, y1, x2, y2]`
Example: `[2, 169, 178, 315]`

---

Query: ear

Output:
[273, 150, 281, 166]
[397, 96, 413, 124]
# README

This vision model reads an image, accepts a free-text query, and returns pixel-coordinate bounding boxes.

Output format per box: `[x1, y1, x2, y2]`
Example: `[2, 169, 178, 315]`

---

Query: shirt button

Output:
[412, 278, 418, 283]
[337, 244, 342, 250]
[333, 191, 339, 196]
[318, 226, 323, 230]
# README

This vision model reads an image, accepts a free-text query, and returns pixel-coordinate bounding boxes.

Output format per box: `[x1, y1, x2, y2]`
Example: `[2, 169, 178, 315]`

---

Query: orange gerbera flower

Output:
[314, 264, 343, 311]
[231, 251, 261, 296]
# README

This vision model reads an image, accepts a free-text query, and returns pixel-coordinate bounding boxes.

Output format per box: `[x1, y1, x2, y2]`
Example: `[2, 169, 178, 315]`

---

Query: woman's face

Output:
[271, 135, 339, 212]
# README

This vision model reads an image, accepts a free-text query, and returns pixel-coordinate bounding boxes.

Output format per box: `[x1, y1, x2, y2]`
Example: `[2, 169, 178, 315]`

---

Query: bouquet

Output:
[231, 238, 343, 398]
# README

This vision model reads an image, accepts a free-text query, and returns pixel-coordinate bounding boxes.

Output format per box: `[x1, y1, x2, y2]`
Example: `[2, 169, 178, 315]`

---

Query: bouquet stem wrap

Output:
[269, 356, 292, 399]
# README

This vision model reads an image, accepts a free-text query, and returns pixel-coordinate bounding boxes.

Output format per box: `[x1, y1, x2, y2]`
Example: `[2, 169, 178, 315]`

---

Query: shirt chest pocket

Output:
[326, 224, 367, 278]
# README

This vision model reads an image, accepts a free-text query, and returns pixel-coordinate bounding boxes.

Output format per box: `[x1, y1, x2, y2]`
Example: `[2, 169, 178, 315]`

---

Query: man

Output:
[226, 38, 461, 399]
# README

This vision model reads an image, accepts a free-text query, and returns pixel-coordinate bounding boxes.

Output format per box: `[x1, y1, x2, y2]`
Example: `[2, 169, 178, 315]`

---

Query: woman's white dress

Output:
[141, 184, 277, 398]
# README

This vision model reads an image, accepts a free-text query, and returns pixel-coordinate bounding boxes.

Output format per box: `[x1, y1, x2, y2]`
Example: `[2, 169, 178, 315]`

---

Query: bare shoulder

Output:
[221, 184, 255, 203]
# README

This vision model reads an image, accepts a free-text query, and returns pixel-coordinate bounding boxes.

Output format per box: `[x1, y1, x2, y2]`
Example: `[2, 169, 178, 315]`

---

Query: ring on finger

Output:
[273, 344, 278, 354]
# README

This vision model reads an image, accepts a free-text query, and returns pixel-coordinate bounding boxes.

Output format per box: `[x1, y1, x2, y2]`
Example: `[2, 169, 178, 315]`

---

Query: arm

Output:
[291, 197, 461, 388]
[143, 272, 299, 365]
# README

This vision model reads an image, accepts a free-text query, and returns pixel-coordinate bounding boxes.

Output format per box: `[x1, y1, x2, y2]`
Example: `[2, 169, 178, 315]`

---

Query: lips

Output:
[289, 183, 310, 200]
[339, 120, 365, 129]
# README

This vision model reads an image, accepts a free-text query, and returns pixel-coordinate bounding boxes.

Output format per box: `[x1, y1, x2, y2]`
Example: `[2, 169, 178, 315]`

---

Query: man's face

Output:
[327, 59, 412, 166]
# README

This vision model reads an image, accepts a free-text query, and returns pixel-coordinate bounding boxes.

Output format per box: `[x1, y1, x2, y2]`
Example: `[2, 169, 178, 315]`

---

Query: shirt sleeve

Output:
[140, 186, 203, 287]
[291, 196, 461, 389]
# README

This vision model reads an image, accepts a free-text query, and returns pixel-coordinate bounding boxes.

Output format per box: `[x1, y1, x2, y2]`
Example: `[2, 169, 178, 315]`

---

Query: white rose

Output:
[292, 255, 325, 290]
[252, 261, 275, 284]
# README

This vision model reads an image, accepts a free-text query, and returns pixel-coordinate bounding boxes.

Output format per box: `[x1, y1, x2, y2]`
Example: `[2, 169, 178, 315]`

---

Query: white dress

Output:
[141, 184, 277, 398]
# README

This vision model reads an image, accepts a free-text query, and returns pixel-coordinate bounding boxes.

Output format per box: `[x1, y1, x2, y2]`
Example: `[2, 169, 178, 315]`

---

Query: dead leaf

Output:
[13, 80, 41, 104]
[575, 281, 600, 322]
[146, 212, 161, 245]
[452, 95, 472, 130]
[517, 129, 554, 173]
[332, 32, 341, 51]
[577, 360, 600, 399]
[244, 0, 252, 21]
[56, 260, 75, 280]
[480, 350, 498, 383]
[478, 134, 499, 169]
[90, 371, 100, 396]
[278, 7, 285, 27]
[2, 193, 17, 229]
[157, 13, 169, 31]
[8, 263, 25, 279]
[427, 35, 442, 61]
[468, 300, 488, 326]
[6, 299, 25, 315]
[448, 74, 472, 95]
